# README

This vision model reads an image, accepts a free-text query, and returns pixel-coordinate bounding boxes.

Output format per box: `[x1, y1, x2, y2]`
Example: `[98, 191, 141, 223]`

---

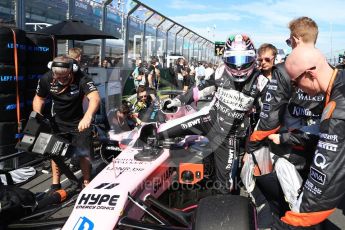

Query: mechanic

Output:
[158, 34, 268, 194]
[33, 55, 100, 190]
[249, 17, 323, 176]
[254, 43, 278, 118]
[275, 44, 345, 229]
[243, 17, 324, 229]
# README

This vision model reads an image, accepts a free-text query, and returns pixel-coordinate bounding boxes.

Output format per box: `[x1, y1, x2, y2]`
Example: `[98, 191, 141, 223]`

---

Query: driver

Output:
[158, 34, 268, 193]
[33, 55, 100, 190]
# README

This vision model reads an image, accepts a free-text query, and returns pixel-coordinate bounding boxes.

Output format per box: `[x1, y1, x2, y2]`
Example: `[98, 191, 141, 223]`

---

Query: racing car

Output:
[6, 92, 255, 230]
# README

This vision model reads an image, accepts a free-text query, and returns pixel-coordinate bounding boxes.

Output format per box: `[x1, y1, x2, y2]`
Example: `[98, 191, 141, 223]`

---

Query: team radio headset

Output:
[47, 60, 79, 94]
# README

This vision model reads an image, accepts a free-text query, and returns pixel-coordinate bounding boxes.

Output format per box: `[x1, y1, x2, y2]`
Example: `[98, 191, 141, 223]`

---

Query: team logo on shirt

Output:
[86, 82, 97, 91]
[49, 84, 60, 94]
[313, 150, 329, 169]
[317, 141, 337, 152]
[310, 167, 326, 185]
[319, 133, 338, 142]
[215, 88, 254, 111]
[70, 84, 80, 95]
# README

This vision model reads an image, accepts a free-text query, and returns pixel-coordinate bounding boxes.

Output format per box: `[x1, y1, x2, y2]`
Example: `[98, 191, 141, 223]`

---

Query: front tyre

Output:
[194, 195, 256, 230]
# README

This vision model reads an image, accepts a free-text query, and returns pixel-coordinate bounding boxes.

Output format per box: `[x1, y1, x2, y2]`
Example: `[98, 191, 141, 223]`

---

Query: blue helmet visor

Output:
[224, 55, 255, 67]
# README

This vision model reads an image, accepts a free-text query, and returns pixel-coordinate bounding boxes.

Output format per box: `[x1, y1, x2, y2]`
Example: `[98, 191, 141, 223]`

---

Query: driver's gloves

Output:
[167, 98, 182, 108]
[199, 86, 216, 98]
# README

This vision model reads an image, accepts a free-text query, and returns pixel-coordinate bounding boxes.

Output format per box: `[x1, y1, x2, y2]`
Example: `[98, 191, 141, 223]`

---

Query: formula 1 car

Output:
[7, 92, 255, 230]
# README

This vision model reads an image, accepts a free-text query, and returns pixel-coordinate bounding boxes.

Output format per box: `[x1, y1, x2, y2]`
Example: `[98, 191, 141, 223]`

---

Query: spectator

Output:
[132, 58, 144, 90]
[147, 57, 159, 89]
[102, 59, 111, 68]
[183, 60, 192, 91]
[110, 58, 116, 67]
[194, 61, 205, 86]
[155, 63, 161, 90]
[175, 58, 185, 90]
[168, 63, 178, 88]
[92, 56, 99, 67]
[188, 62, 196, 87]
[204, 62, 214, 81]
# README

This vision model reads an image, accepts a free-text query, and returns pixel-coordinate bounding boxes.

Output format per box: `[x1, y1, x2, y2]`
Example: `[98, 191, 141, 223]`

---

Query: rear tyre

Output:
[0, 122, 18, 156]
[0, 27, 26, 64]
[25, 33, 55, 65]
[0, 64, 26, 94]
[194, 195, 255, 230]
[0, 94, 25, 122]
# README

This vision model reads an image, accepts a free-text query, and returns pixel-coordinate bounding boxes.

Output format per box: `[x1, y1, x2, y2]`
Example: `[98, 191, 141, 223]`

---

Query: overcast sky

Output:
[136, 0, 345, 59]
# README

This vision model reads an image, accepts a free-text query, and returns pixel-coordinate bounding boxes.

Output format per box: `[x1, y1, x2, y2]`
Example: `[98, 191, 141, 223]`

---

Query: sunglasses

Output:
[291, 66, 316, 88]
[138, 94, 147, 100]
[257, 56, 274, 63]
[286, 38, 292, 47]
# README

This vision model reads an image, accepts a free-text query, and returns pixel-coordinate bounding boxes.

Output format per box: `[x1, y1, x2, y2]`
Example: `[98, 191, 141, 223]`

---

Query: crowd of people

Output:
[29, 14, 345, 229]
[168, 58, 217, 92]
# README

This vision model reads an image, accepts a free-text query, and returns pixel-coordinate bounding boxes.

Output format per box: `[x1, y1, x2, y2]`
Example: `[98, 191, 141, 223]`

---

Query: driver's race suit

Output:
[275, 69, 345, 228]
[158, 64, 267, 193]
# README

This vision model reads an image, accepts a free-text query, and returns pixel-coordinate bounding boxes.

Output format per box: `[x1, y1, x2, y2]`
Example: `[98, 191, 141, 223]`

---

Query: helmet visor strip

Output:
[224, 55, 255, 70]
[223, 50, 255, 69]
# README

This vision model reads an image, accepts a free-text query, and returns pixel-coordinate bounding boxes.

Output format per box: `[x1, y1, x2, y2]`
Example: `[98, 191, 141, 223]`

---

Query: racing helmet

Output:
[223, 34, 256, 82]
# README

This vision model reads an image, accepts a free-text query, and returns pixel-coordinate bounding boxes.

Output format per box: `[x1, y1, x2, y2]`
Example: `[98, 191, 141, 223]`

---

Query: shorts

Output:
[51, 121, 92, 158]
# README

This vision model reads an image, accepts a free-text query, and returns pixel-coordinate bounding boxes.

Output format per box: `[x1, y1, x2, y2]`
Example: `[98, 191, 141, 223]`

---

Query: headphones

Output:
[47, 61, 79, 72]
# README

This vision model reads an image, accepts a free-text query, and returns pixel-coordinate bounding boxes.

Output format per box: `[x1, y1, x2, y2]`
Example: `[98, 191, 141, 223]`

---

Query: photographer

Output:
[134, 85, 158, 122]
[107, 102, 138, 133]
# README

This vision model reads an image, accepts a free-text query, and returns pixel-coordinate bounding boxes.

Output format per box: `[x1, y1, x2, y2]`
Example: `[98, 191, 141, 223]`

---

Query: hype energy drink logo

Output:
[73, 216, 94, 230]
[7, 43, 50, 52]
